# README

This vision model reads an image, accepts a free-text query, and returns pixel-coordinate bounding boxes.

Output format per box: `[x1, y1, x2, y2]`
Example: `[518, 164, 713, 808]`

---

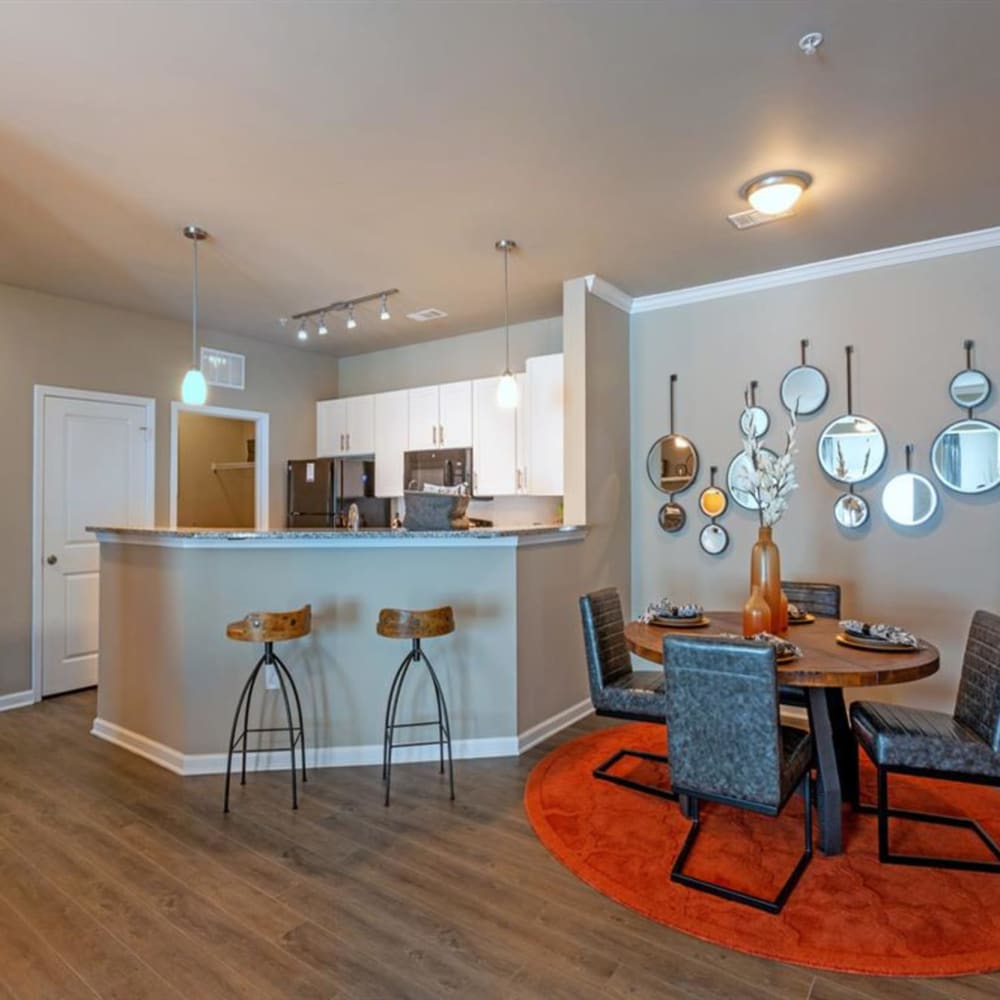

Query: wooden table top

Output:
[625, 612, 940, 688]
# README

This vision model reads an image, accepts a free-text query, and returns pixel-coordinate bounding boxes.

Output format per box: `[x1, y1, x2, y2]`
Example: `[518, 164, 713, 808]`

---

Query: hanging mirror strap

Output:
[845, 344, 854, 415]
[801, 338, 809, 366]
[669, 373, 677, 435]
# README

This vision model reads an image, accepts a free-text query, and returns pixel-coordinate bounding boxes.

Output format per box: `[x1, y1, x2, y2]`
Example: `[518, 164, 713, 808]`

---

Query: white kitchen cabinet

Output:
[407, 381, 472, 450]
[515, 373, 528, 494]
[472, 376, 517, 496]
[374, 389, 409, 497]
[525, 353, 564, 495]
[316, 395, 375, 456]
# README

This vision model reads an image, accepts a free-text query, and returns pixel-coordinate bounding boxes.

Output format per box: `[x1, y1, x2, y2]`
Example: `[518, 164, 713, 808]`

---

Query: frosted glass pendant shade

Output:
[181, 368, 208, 405]
[497, 371, 519, 409]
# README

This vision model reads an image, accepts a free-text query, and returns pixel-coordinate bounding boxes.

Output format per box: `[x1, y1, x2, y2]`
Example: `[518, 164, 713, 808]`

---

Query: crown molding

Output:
[583, 274, 633, 313]
[629, 226, 1000, 314]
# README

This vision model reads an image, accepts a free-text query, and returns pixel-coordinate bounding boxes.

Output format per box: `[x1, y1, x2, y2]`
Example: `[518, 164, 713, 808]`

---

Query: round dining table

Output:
[624, 612, 940, 855]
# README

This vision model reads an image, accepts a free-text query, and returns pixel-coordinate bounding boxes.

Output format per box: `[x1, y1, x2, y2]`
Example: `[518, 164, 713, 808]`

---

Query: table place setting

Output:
[836, 619, 922, 652]
[639, 598, 709, 628]
[717, 631, 803, 664]
[787, 603, 815, 625]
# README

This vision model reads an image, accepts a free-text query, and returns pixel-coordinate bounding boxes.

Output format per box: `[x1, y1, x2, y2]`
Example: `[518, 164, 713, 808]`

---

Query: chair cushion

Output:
[594, 669, 666, 720]
[851, 700, 1000, 779]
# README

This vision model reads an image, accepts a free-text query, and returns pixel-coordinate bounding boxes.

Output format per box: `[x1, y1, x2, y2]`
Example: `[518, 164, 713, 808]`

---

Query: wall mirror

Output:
[817, 346, 887, 485]
[882, 445, 939, 527]
[834, 491, 869, 528]
[646, 373, 699, 495]
[658, 501, 686, 533]
[931, 419, 1000, 494]
[699, 523, 729, 554]
[780, 339, 829, 416]
[948, 339, 992, 409]
[739, 380, 769, 439]
[727, 448, 777, 511]
[699, 486, 728, 518]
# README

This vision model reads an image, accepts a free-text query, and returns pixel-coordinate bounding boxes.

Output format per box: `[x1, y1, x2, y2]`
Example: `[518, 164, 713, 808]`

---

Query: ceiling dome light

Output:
[317, 314, 328, 336]
[297, 322, 309, 341]
[346, 305, 357, 330]
[379, 294, 391, 321]
[740, 170, 812, 215]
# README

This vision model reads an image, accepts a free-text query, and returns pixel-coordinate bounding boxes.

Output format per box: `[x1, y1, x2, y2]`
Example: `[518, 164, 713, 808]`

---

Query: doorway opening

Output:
[169, 403, 269, 530]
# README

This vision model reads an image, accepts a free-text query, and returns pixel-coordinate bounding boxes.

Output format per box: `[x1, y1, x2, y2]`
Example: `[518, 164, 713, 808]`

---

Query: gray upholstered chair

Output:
[579, 589, 675, 801]
[780, 581, 842, 710]
[851, 609, 1000, 872]
[664, 634, 814, 913]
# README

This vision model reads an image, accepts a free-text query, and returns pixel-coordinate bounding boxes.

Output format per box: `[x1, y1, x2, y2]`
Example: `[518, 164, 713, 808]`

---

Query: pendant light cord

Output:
[503, 244, 511, 373]
[191, 236, 199, 368]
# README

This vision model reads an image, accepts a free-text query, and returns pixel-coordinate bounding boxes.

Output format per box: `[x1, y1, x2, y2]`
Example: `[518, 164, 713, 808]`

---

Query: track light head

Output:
[317, 314, 329, 336]
[346, 305, 358, 330]
[379, 294, 391, 321]
[297, 321, 309, 341]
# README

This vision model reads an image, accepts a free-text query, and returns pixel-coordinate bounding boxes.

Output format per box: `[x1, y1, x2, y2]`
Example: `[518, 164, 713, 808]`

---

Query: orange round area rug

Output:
[524, 722, 1000, 977]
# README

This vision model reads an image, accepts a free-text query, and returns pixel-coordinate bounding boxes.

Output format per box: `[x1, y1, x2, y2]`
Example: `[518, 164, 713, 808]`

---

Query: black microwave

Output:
[403, 448, 473, 494]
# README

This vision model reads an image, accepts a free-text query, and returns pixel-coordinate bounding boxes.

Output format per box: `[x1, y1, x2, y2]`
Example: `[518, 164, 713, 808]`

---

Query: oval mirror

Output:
[739, 406, 770, 439]
[698, 485, 728, 518]
[949, 369, 992, 409]
[646, 435, 699, 495]
[834, 492, 869, 529]
[930, 418, 1000, 494]
[699, 523, 729, 555]
[726, 448, 778, 511]
[817, 415, 887, 484]
[780, 366, 828, 416]
[658, 501, 686, 533]
[882, 472, 938, 527]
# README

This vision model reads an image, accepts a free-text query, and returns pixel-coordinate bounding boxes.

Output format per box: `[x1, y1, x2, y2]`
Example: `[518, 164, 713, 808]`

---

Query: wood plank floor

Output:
[0, 692, 996, 1000]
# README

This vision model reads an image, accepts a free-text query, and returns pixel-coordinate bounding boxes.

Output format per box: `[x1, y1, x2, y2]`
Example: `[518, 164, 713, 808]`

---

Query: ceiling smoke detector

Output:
[406, 307, 448, 322]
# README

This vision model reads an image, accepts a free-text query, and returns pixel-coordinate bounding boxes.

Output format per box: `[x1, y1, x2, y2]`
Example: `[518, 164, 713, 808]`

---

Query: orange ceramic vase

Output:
[742, 583, 771, 637]
[750, 526, 785, 635]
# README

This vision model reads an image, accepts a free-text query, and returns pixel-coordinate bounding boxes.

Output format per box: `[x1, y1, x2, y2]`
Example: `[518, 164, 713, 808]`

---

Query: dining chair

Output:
[579, 589, 676, 801]
[850, 609, 1000, 872]
[780, 580, 842, 710]
[664, 634, 815, 913]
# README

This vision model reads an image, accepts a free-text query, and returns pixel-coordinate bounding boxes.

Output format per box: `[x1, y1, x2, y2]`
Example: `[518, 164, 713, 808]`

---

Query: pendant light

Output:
[181, 225, 209, 405]
[495, 238, 518, 409]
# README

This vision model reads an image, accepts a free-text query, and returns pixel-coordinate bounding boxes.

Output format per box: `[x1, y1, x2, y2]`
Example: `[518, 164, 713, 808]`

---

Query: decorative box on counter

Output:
[402, 490, 470, 531]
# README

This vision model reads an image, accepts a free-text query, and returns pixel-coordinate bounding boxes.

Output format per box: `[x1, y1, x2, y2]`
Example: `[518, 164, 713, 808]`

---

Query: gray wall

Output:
[337, 316, 561, 395]
[631, 247, 1000, 713]
[0, 283, 339, 698]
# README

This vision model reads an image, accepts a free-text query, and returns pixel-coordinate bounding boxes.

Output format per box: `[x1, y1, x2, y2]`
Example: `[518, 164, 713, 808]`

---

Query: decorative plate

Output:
[836, 632, 920, 653]
[648, 615, 711, 629]
[775, 650, 800, 664]
[788, 613, 816, 625]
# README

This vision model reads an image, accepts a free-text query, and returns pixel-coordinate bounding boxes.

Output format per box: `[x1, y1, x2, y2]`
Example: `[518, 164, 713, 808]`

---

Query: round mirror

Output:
[726, 448, 778, 511]
[930, 418, 1000, 494]
[834, 492, 869, 529]
[699, 523, 729, 555]
[646, 435, 699, 495]
[658, 501, 686, 533]
[698, 485, 728, 518]
[740, 406, 770, 439]
[817, 415, 887, 484]
[882, 472, 938, 527]
[949, 369, 992, 409]
[780, 365, 829, 416]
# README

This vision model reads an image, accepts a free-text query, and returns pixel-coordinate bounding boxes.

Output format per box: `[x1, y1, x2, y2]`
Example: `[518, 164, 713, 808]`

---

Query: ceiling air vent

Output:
[201, 347, 245, 390]
[727, 207, 795, 230]
[406, 307, 448, 322]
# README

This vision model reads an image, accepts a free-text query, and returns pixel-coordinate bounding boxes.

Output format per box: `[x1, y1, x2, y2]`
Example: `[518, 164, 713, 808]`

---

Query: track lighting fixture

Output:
[287, 288, 398, 342]
[495, 238, 519, 409]
[181, 225, 209, 406]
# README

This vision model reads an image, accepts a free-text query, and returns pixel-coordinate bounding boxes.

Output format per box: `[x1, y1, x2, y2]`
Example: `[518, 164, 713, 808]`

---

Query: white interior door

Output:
[41, 394, 153, 696]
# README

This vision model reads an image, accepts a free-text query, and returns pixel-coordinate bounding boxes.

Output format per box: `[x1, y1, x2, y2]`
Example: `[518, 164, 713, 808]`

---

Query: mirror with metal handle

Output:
[646, 373, 699, 495]
[726, 448, 778, 511]
[882, 445, 939, 527]
[739, 380, 769, 439]
[930, 419, 1000, 494]
[699, 522, 729, 554]
[949, 339, 992, 410]
[780, 339, 829, 416]
[658, 501, 686, 533]
[833, 491, 869, 529]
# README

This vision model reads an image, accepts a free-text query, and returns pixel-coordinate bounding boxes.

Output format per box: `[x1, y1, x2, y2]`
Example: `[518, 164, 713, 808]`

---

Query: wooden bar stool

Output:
[377, 606, 456, 806]
[223, 605, 311, 813]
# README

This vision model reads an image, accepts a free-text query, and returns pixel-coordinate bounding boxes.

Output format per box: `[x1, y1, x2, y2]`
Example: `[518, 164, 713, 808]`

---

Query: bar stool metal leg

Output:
[422, 650, 455, 801]
[273, 652, 307, 783]
[383, 647, 417, 806]
[382, 649, 415, 781]
[272, 651, 300, 810]
[224, 653, 265, 814]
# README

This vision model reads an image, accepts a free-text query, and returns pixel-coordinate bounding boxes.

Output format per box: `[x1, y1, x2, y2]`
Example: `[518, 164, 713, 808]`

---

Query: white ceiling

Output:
[1, 1, 998, 356]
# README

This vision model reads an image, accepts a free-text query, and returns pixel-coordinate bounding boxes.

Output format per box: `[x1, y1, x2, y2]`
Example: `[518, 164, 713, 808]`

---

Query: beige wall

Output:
[630, 246, 1000, 713]
[177, 413, 257, 528]
[0, 283, 339, 698]
[337, 316, 561, 395]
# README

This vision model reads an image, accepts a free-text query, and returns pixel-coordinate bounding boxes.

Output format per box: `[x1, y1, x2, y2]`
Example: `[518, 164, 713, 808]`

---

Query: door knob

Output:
[46, 555, 58, 566]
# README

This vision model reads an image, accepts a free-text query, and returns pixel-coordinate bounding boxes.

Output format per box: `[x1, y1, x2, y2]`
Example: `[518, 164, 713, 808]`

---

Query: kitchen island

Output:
[90, 525, 591, 775]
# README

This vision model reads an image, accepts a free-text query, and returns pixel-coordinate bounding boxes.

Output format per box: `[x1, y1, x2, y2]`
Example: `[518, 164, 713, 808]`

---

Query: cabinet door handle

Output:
[347, 432, 351, 451]
[474, 471, 479, 493]
[439, 423, 444, 444]
[432, 424, 438, 445]
[516, 468, 523, 492]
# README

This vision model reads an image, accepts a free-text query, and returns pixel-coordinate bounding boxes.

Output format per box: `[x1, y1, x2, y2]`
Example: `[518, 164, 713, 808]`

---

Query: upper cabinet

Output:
[525, 354, 564, 496]
[374, 389, 409, 497]
[316, 394, 374, 456]
[472, 376, 517, 496]
[407, 381, 472, 451]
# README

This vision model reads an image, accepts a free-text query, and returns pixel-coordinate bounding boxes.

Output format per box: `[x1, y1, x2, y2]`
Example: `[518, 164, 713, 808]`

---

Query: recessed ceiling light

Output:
[740, 170, 812, 216]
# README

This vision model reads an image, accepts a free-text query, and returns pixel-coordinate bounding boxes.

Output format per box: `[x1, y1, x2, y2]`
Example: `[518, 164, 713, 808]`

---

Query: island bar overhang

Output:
[90, 527, 590, 775]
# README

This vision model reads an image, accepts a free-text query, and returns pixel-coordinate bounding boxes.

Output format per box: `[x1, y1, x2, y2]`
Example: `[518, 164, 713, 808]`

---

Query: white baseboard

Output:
[92, 698, 594, 776]
[518, 697, 593, 753]
[0, 689, 36, 713]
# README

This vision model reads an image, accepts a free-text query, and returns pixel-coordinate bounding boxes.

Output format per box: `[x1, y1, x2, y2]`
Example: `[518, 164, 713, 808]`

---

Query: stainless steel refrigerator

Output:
[286, 458, 390, 528]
